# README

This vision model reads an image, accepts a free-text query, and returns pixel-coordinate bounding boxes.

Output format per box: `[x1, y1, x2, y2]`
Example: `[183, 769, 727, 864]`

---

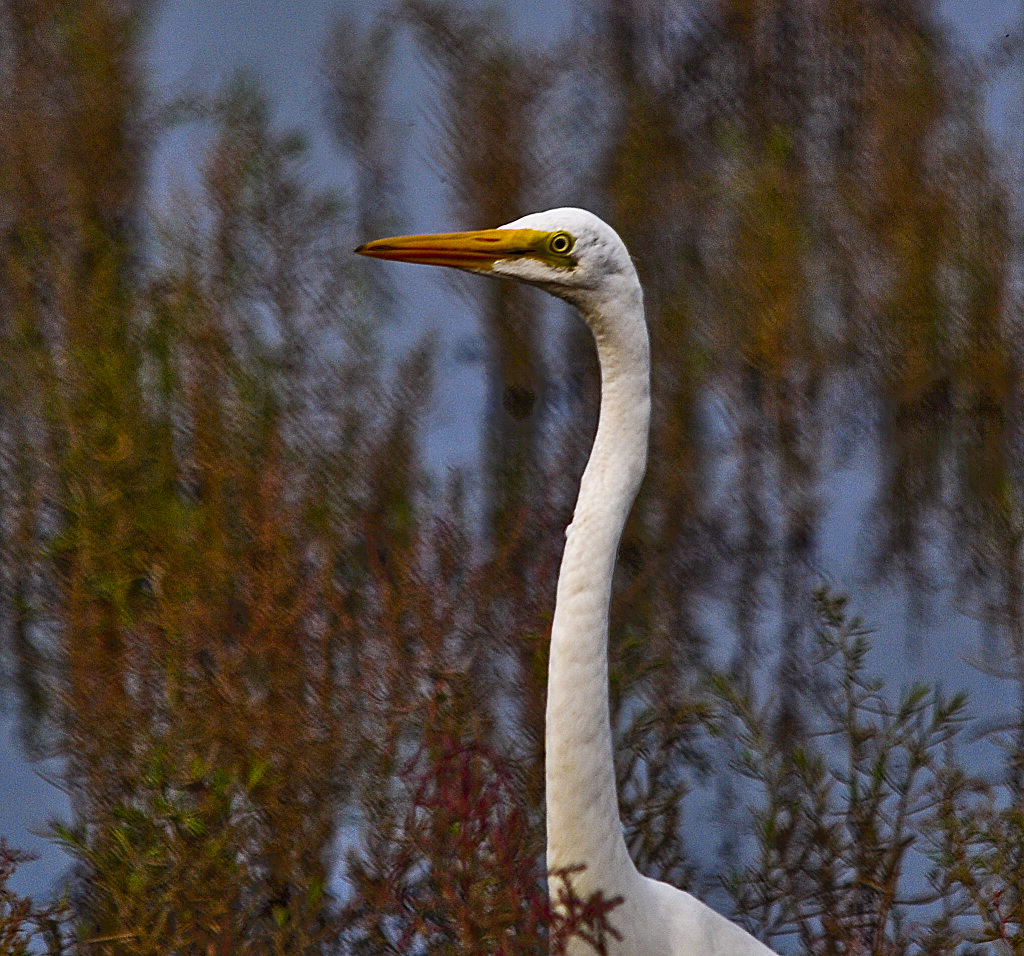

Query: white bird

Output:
[357, 208, 776, 956]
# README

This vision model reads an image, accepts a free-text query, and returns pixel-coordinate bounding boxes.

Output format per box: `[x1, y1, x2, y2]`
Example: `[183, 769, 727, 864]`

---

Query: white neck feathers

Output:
[546, 275, 650, 895]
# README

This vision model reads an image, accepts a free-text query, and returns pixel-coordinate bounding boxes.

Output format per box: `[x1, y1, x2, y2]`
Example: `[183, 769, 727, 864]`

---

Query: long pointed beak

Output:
[355, 228, 544, 272]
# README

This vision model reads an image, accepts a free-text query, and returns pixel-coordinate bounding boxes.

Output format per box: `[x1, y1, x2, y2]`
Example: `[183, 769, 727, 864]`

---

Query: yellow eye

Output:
[548, 232, 574, 255]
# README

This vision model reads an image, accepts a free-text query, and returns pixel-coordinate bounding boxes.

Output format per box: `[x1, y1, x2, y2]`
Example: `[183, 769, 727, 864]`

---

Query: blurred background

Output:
[2, 0, 1024, 952]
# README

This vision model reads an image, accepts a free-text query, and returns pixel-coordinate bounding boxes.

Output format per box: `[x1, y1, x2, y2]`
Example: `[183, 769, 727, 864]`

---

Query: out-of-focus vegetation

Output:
[2, 0, 1024, 952]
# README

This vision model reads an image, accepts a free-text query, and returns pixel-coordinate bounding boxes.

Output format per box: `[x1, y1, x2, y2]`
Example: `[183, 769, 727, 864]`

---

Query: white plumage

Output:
[358, 208, 777, 956]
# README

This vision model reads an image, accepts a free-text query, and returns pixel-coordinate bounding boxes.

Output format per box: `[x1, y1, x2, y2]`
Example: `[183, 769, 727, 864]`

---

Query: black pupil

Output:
[553, 235, 568, 252]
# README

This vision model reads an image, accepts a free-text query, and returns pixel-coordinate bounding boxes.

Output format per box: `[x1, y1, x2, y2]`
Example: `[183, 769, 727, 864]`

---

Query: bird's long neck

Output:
[546, 280, 650, 894]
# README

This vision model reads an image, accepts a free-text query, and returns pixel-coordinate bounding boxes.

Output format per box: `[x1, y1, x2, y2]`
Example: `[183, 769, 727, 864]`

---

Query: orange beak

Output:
[355, 228, 547, 272]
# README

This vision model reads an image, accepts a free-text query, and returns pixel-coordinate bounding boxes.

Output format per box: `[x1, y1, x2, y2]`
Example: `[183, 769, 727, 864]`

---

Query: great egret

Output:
[358, 208, 776, 956]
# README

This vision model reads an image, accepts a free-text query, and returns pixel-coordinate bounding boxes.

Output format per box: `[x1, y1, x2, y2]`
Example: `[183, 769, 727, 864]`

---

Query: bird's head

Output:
[356, 207, 639, 314]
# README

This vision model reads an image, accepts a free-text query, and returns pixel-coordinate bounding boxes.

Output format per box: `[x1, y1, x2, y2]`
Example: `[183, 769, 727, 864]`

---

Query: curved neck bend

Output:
[546, 277, 650, 889]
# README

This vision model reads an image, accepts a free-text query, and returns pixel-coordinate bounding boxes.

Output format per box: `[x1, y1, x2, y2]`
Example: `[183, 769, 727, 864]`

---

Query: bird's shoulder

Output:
[638, 877, 777, 956]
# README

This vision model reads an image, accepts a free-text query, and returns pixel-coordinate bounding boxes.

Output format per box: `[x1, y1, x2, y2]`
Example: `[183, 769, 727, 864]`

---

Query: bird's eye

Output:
[548, 232, 574, 255]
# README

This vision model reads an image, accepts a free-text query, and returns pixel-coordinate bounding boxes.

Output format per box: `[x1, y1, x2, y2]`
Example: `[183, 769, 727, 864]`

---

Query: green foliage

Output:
[721, 590, 972, 952]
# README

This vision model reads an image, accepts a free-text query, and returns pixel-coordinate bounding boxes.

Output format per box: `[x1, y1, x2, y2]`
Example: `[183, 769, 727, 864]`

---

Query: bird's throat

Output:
[545, 299, 650, 897]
